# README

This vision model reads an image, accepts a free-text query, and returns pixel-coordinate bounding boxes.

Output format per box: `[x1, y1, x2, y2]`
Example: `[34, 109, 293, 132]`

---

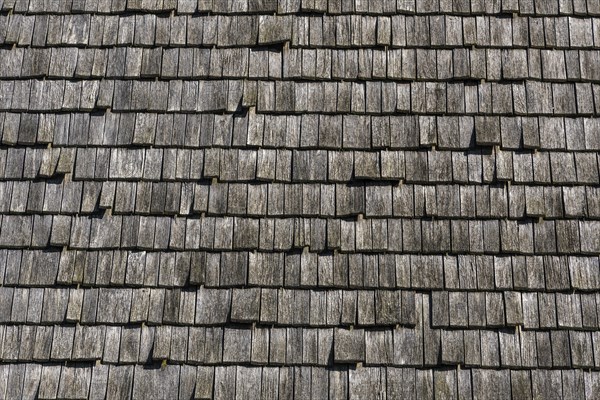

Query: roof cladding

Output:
[0, 0, 599, 398]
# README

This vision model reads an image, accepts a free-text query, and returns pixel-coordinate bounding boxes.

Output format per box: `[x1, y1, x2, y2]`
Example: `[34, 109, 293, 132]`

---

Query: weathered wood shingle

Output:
[0, 1, 598, 398]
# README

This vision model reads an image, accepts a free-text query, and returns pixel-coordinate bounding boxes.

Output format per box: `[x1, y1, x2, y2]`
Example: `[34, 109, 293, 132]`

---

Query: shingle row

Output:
[4, 112, 600, 152]
[4, 286, 600, 331]
[4, 0, 600, 17]
[1, 213, 599, 254]
[3, 179, 600, 220]
[337, 322, 600, 370]
[1, 249, 598, 291]
[431, 290, 600, 330]
[0, 286, 416, 326]
[3, 322, 600, 370]
[4, 363, 598, 400]
[3, 13, 600, 48]
[342, 327, 600, 369]
[1, 302, 600, 368]
[0, 324, 325, 366]
[3, 79, 600, 119]
[68, 148, 600, 183]
[253, 81, 600, 116]
[288, 14, 600, 49]
[71, 148, 600, 185]
[1, 0, 281, 15]
[5, 47, 600, 84]
[8, 147, 593, 183]
[0, 79, 240, 113]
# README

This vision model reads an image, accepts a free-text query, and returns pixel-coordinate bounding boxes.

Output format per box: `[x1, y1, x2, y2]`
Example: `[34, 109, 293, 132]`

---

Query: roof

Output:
[0, 0, 599, 398]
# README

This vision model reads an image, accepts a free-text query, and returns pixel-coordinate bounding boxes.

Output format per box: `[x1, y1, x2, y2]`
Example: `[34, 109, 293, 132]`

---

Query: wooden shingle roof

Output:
[0, 0, 599, 398]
